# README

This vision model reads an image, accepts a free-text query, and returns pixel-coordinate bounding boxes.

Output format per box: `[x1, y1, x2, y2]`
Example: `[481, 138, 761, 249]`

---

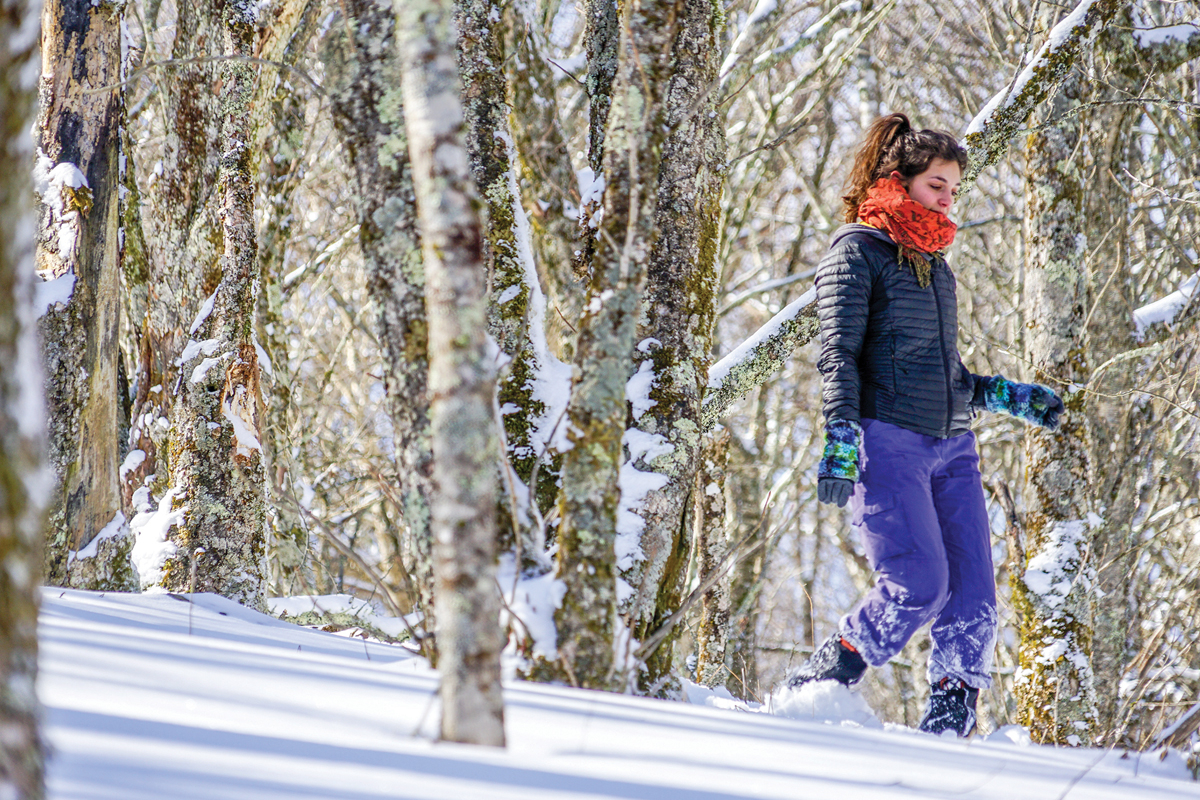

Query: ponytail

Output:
[841, 112, 968, 223]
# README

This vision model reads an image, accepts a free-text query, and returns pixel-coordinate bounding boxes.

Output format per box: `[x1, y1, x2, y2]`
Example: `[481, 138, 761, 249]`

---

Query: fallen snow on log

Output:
[1134, 274, 1198, 340]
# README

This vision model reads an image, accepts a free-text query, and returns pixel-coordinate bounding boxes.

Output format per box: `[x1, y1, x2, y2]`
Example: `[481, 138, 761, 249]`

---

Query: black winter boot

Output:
[786, 636, 867, 688]
[919, 678, 979, 737]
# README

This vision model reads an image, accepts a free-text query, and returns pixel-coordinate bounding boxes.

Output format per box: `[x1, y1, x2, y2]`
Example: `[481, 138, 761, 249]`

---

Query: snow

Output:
[497, 554, 567, 665]
[129, 488, 186, 588]
[118, 449, 146, 481]
[1133, 24, 1200, 48]
[615, 429, 674, 571]
[965, 0, 1100, 136]
[267, 594, 419, 641]
[1134, 274, 1197, 340]
[67, 512, 128, 564]
[625, 360, 657, 420]
[494, 130, 575, 462]
[34, 271, 77, 316]
[39, 588, 1197, 799]
[707, 288, 817, 390]
[189, 289, 217, 335]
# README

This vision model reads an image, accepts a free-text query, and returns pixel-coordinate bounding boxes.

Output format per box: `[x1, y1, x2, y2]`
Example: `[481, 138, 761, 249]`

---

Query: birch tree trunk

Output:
[1, 5, 46, 793]
[323, 0, 433, 641]
[158, 1, 267, 608]
[397, 0, 505, 746]
[625, 0, 725, 695]
[1014, 66, 1097, 746]
[553, 0, 685, 691]
[35, 0, 134, 590]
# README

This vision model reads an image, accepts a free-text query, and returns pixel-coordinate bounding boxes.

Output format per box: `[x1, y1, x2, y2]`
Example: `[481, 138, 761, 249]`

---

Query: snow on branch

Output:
[702, 288, 818, 430]
[962, 0, 1127, 186]
[1133, 273, 1198, 341]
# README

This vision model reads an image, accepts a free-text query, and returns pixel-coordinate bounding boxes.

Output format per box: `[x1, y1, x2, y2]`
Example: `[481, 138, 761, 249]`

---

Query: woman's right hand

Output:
[818, 477, 854, 508]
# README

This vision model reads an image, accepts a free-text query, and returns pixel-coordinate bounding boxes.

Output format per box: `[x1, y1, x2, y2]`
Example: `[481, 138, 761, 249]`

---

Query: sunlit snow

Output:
[39, 589, 1197, 799]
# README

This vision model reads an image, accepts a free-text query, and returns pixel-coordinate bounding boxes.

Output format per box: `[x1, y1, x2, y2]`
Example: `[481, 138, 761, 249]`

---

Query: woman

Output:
[790, 113, 1063, 737]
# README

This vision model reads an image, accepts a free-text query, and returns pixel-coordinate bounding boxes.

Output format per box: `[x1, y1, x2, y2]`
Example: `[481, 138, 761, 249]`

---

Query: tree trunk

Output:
[253, 0, 322, 599]
[693, 428, 731, 687]
[398, 0, 505, 747]
[157, 1, 267, 608]
[1, 6, 46, 795]
[123, 0, 225, 577]
[573, 0, 621, 275]
[502, 8, 583, 362]
[322, 0, 434, 637]
[553, 0, 685, 692]
[35, 0, 133, 590]
[625, 0, 725, 695]
[1014, 66, 1097, 746]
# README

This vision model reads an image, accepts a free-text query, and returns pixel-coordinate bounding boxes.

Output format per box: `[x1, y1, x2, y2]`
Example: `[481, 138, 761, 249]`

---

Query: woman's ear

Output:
[890, 170, 905, 184]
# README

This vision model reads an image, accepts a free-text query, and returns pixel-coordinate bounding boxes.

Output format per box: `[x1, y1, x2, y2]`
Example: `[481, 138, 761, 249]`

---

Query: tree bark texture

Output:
[553, 0, 685, 691]
[1014, 68, 1097, 746]
[1084, 17, 1200, 744]
[398, 0, 506, 747]
[253, 0, 321, 598]
[625, 0, 726, 696]
[123, 0, 226, 516]
[723, 435, 764, 700]
[573, 0, 620, 275]
[159, 1, 267, 609]
[456, 0, 551, 564]
[324, 0, 434, 637]
[35, 0, 133, 590]
[693, 428, 731, 687]
[961, 0, 1129, 188]
[502, 8, 583, 363]
[1, 2, 46, 792]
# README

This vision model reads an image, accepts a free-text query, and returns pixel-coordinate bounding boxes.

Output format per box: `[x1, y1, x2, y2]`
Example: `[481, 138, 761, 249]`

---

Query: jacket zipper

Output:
[931, 261, 952, 438]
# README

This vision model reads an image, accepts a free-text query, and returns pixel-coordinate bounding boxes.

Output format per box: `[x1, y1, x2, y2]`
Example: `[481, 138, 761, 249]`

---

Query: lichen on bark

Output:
[322, 0, 434, 637]
[36, 0, 132, 590]
[158, 1, 268, 610]
[623, 0, 727, 697]
[554, 0, 686, 692]
[1014, 65, 1097, 745]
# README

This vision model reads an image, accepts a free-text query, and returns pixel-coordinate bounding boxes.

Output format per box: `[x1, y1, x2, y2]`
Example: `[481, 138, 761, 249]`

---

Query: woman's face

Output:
[893, 158, 961, 215]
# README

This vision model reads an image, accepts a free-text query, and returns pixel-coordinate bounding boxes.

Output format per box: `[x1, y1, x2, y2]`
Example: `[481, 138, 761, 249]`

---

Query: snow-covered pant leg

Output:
[927, 433, 996, 690]
[839, 421, 997, 688]
[840, 420, 951, 667]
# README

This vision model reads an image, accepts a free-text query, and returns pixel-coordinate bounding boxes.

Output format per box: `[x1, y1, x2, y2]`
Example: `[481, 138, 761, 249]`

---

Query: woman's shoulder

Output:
[820, 224, 897, 269]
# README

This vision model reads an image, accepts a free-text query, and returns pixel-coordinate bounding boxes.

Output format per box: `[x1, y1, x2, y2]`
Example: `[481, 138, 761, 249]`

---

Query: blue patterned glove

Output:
[817, 419, 861, 507]
[977, 376, 1064, 430]
[818, 419, 862, 478]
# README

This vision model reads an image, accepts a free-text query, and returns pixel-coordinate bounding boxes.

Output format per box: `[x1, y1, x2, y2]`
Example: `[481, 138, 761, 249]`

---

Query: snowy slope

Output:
[39, 589, 1197, 800]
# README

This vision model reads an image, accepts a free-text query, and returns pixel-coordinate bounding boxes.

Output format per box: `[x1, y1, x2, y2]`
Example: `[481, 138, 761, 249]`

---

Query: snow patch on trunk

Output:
[130, 488, 186, 589]
[498, 554, 567, 668]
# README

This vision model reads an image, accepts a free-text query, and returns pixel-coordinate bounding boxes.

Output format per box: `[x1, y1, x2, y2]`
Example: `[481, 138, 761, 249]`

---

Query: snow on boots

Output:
[786, 636, 867, 688]
[919, 678, 979, 737]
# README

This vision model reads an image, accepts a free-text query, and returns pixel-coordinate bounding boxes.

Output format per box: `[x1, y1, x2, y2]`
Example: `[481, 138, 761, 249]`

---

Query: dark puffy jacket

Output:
[816, 223, 985, 439]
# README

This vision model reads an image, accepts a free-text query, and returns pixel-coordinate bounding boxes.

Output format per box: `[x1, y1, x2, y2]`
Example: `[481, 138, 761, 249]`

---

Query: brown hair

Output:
[841, 113, 968, 223]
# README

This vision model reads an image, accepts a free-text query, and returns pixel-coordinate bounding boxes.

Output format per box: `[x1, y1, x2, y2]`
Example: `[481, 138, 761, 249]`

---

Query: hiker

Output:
[790, 112, 1063, 737]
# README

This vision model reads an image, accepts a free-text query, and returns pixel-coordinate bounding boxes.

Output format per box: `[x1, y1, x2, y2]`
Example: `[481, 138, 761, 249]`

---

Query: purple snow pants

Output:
[840, 418, 997, 689]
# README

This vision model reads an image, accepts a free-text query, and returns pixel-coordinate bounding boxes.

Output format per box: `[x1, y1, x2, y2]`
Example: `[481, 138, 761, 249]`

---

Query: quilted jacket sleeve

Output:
[816, 238, 872, 423]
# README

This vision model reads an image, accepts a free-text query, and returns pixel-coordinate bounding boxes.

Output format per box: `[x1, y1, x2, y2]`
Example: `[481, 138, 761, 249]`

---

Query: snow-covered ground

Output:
[40, 589, 1196, 799]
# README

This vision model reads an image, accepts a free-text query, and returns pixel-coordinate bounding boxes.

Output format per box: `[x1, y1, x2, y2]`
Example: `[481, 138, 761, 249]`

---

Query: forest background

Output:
[2, 0, 1199, 787]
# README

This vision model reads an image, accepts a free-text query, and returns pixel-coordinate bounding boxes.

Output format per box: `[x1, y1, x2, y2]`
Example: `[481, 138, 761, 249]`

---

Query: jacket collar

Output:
[831, 223, 936, 262]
